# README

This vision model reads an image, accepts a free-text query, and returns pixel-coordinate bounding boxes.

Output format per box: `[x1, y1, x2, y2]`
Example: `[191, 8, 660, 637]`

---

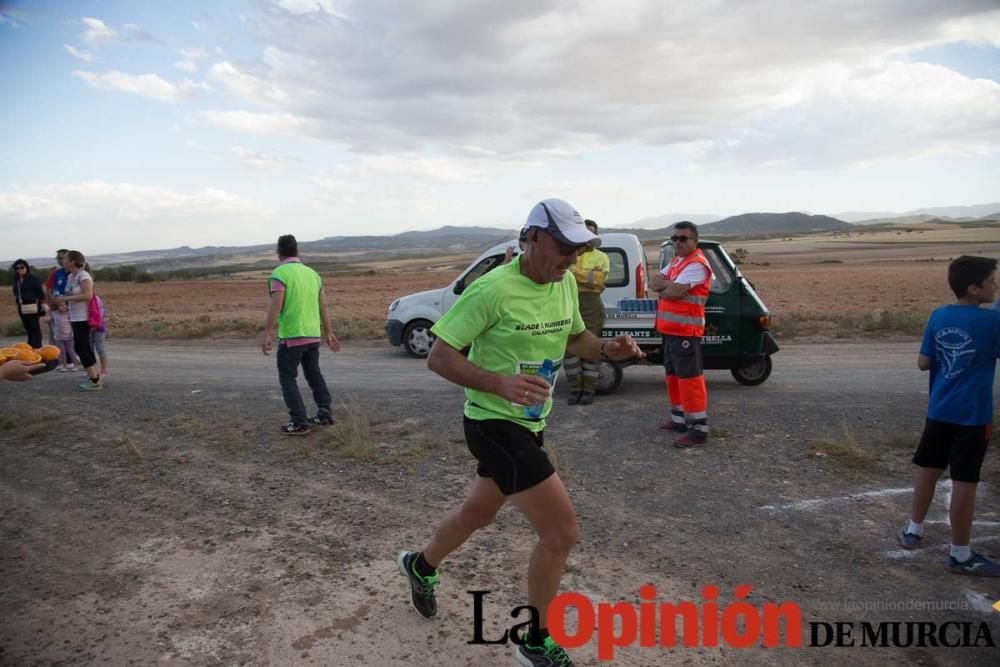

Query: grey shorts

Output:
[663, 335, 703, 378]
[91, 330, 107, 358]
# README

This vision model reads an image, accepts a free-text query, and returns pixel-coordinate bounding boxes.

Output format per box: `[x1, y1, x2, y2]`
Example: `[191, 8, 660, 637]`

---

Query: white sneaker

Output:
[57, 366, 70, 373]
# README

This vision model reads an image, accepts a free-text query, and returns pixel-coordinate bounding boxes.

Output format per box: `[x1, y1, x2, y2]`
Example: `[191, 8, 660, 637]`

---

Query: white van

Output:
[384, 232, 649, 357]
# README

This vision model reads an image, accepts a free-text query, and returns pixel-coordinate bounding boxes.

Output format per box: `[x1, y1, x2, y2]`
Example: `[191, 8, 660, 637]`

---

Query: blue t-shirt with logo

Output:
[49, 268, 69, 297]
[919, 304, 1000, 426]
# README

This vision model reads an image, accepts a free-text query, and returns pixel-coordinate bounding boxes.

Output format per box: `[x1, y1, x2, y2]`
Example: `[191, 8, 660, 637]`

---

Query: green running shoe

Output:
[515, 635, 574, 666]
[397, 550, 439, 618]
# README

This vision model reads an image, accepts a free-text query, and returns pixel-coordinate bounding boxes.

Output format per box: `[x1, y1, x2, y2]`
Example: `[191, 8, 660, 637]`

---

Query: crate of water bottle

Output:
[616, 297, 657, 313]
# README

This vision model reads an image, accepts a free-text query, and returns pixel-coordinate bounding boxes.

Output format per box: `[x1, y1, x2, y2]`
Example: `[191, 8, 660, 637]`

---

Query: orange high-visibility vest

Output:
[655, 249, 712, 337]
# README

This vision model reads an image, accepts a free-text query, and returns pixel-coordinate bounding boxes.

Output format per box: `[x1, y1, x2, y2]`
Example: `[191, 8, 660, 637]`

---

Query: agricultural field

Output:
[6, 232, 997, 344]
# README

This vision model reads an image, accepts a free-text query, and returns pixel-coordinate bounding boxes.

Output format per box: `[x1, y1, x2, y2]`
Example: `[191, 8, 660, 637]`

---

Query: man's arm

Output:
[261, 290, 284, 354]
[917, 354, 930, 371]
[427, 338, 550, 406]
[318, 287, 342, 352]
[566, 331, 644, 362]
[648, 271, 693, 299]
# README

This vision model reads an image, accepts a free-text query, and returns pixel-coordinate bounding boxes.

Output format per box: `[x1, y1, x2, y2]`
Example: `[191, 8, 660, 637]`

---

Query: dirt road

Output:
[1, 338, 998, 666]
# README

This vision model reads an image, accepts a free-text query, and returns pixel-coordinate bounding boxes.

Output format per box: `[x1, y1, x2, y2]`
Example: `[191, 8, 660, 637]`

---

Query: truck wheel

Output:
[403, 320, 436, 358]
[731, 356, 772, 386]
[595, 360, 623, 395]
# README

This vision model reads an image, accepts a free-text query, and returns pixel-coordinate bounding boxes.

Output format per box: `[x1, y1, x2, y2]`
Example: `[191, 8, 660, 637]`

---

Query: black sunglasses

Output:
[14, 266, 27, 271]
[670, 235, 694, 243]
[542, 231, 587, 256]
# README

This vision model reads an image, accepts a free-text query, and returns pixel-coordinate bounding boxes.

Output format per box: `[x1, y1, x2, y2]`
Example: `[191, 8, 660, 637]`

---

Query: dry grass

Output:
[771, 310, 927, 339]
[880, 434, 917, 451]
[317, 398, 462, 465]
[114, 435, 144, 462]
[809, 418, 880, 471]
[162, 413, 256, 454]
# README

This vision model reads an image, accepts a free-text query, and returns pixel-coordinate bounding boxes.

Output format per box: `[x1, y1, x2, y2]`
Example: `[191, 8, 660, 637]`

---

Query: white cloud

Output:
[0, 182, 272, 255]
[194, 1, 1000, 168]
[80, 17, 117, 45]
[0, 11, 21, 28]
[277, 0, 350, 20]
[208, 60, 288, 105]
[230, 146, 286, 171]
[174, 60, 198, 72]
[180, 46, 211, 61]
[73, 70, 210, 102]
[704, 61, 1000, 167]
[122, 22, 161, 43]
[200, 110, 310, 135]
[63, 44, 93, 62]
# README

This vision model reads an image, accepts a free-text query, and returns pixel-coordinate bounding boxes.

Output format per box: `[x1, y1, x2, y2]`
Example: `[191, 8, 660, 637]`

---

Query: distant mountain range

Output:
[699, 212, 851, 235]
[834, 202, 1000, 223]
[10, 204, 997, 269]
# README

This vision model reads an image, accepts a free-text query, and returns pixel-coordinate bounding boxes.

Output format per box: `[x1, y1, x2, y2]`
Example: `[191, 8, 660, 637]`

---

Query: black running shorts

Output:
[463, 417, 555, 496]
[912, 418, 990, 483]
[663, 335, 703, 378]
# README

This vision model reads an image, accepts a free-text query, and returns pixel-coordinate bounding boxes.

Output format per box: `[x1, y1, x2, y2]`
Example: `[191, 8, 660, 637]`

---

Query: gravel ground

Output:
[1, 337, 998, 666]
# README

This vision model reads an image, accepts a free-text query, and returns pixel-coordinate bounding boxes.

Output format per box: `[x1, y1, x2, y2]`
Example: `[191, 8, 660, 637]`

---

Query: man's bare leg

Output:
[509, 472, 579, 626]
[423, 475, 506, 567]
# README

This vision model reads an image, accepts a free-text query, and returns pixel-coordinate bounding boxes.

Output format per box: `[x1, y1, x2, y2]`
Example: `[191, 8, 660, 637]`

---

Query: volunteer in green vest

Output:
[261, 234, 342, 435]
[396, 198, 643, 667]
[564, 219, 610, 405]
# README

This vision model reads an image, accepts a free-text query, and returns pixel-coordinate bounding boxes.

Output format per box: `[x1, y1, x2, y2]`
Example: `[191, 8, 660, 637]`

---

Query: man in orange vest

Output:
[649, 221, 713, 448]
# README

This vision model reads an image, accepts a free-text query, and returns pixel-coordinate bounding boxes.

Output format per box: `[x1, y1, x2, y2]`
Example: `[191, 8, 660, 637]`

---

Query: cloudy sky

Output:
[2, 0, 999, 258]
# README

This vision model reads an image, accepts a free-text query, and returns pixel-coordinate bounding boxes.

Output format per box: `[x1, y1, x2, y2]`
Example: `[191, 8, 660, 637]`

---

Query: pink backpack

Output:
[88, 295, 105, 330]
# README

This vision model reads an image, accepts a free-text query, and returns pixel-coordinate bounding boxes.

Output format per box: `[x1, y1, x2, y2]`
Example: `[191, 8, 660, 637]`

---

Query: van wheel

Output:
[731, 356, 772, 386]
[403, 320, 436, 358]
[595, 360, 623, 395]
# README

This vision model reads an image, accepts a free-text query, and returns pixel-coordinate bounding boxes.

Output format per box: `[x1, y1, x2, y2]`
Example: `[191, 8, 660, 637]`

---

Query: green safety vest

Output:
[270, 262, 323, 340]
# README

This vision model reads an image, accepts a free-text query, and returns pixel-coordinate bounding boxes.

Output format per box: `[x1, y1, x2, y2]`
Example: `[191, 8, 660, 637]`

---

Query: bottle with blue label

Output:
[523, 359, 554, 419]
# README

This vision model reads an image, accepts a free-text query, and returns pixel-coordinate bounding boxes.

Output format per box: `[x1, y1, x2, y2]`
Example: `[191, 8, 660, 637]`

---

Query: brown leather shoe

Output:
[673, 432, 707, 449]
[658, 419, 688, 433]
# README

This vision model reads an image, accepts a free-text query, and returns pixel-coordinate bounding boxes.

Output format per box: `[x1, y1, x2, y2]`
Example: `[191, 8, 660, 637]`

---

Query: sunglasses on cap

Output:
[670, 235, 694, 243]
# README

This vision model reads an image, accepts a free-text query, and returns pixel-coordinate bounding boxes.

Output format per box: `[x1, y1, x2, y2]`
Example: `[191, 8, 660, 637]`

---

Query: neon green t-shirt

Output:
[431, 256, 586, 431]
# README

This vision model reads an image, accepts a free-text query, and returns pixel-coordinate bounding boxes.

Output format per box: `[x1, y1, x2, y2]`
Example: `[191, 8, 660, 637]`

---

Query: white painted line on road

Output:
[964, 591, 999, 616]
[759, 482, 949, 512]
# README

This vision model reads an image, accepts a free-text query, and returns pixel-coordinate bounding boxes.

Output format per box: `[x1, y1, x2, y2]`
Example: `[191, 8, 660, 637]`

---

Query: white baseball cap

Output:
[524, 198, 601, 248]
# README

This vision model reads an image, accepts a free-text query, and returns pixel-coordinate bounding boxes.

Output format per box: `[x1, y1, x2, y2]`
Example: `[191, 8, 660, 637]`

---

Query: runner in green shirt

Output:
[397, 198, 643, 667]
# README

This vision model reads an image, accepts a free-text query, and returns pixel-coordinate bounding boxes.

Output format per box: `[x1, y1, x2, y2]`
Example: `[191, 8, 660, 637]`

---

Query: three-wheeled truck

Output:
[596, 239, 779, 394]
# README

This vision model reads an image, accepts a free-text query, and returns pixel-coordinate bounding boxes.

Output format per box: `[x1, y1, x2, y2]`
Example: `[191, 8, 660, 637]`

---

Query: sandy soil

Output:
[1, 339, 998, 666]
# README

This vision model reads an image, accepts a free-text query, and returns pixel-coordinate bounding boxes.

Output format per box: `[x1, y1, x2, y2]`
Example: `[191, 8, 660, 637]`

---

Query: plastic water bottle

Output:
[523, 359, 554, 419]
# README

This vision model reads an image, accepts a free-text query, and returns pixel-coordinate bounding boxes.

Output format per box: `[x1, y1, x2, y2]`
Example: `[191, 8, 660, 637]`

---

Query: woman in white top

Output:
[52, 251, 102, 391]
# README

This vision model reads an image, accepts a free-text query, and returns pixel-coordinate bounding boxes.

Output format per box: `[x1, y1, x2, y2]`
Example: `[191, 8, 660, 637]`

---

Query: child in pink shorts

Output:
[51, 304, 79, 371]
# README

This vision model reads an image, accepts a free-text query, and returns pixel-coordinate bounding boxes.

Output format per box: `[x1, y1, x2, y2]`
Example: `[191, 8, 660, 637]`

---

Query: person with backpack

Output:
[51, 251, 102, 391]
[89, 294, 109, 377]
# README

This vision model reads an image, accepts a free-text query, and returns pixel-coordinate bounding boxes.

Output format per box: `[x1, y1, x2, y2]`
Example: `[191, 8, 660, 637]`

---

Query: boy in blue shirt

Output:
[897, 256, 1000, 576]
